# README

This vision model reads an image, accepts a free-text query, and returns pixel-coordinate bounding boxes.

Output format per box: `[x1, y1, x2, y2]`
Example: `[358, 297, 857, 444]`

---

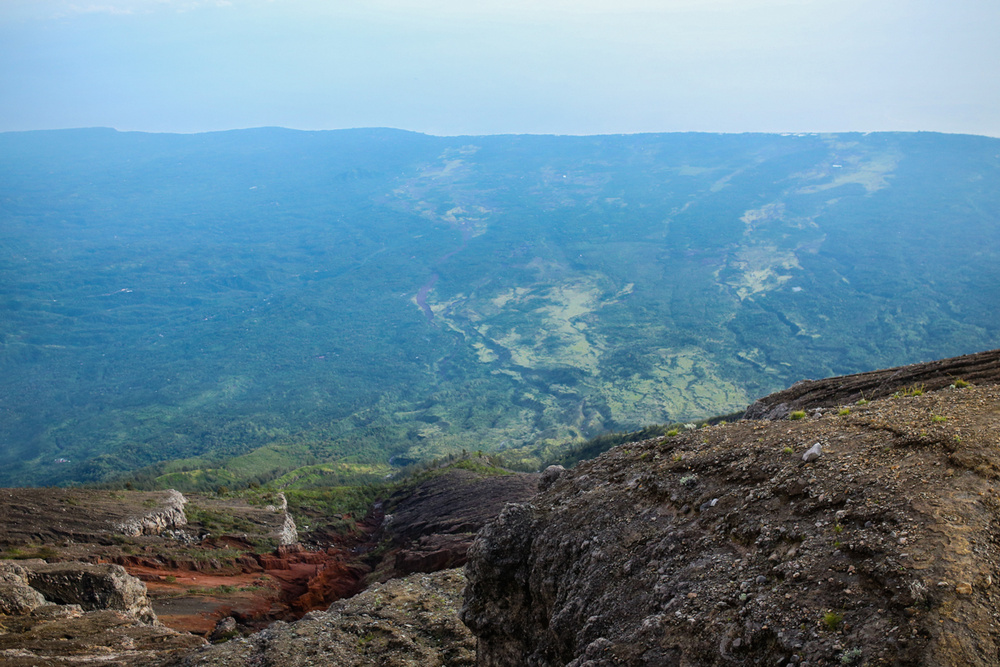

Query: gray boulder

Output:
[22, 561, 157, 624]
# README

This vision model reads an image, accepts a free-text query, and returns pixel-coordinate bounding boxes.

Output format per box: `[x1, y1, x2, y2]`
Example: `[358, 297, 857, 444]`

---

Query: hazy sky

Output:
[1, 0, 998, 136]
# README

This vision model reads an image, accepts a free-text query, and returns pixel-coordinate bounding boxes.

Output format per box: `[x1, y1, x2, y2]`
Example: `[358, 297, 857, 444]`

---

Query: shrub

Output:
[789, 410, 807, 421]
[953, 378, 970, 389]
[837, 408, 850, 416]
[822, 611, 844, 631]
[841, 647, 863, 665]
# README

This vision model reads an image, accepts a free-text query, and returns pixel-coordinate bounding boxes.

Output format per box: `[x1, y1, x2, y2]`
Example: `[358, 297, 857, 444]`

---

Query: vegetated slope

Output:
[2, 129, 999, 487]
[464, 380, 1000, 666]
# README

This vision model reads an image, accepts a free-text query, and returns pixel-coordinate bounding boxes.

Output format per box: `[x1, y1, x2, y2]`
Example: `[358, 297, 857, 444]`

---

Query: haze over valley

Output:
[2, 128, 998, 489]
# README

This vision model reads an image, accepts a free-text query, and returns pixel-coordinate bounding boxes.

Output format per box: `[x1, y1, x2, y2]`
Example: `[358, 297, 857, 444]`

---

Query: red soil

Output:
[122, 544, 371, 635]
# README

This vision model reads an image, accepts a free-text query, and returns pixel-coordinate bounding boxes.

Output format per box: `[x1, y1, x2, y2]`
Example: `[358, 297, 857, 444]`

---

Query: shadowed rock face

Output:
[464, 380, 1000, 666]
[743, 348, 1000, 420]
[370, 462, 539, 581]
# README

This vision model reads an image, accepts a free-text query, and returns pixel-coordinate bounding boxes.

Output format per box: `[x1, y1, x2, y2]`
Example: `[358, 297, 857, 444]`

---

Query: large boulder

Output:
[113, 489, 188, 537]
[0, 560, 204, 665]
[22, 561, 157, 624]
[0, 562, 47, 615]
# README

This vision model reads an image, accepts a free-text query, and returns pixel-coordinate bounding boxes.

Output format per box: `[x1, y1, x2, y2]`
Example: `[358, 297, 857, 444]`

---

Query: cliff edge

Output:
[464, 380, 1000, 666]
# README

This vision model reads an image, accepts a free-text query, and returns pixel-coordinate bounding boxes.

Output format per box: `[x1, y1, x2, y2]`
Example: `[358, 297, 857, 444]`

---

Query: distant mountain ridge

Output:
[1, 128, 998, 487]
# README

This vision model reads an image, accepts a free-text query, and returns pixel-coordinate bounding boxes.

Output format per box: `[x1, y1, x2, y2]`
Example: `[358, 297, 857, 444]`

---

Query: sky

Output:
[1, 0, 998, 137]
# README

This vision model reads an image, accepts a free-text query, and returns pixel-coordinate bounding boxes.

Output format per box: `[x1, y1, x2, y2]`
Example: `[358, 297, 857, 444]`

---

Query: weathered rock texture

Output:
[743, 347, 1000, 420]
[0, 488, 195, 547]
[164, 568, 475, 667]
[0, 562, 46, 615]
[371, 461, 539, 581]
[23, 561, 158, 624]
[113, 489, 189, 537]
[464, 382, 1000, 666]
[0, 560, 204, 666]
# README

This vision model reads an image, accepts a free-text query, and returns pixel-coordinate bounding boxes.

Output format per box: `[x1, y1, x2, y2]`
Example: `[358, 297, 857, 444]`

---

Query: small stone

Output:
[802, 443, 823, 463]
[956, 582, 973, 595]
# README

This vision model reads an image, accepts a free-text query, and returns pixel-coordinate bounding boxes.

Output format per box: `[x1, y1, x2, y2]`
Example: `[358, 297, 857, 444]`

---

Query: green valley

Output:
[1, 128, 998, 489]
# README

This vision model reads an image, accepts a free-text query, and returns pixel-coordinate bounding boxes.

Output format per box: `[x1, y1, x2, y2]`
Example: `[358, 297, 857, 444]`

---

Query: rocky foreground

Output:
[164, 568, 474, 667]
[0, 560, 204, 666]
[3, 350, 1000, 665]
[464, 380, 1000, 666]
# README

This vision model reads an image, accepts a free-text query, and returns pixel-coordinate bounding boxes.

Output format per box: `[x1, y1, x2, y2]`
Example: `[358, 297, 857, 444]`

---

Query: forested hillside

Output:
[1, 128, 998, 488]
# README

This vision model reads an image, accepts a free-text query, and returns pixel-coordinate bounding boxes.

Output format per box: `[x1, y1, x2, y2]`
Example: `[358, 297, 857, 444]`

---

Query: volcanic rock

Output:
[164, 568, 474, 666]
[743, 347, 1000, 420]
[0, 560, 204, 666]
[113, 489, 189, 537]
[370, 460, 539, 581]
[22, 561, 158, 623]
[464, 381, 1000, 666]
